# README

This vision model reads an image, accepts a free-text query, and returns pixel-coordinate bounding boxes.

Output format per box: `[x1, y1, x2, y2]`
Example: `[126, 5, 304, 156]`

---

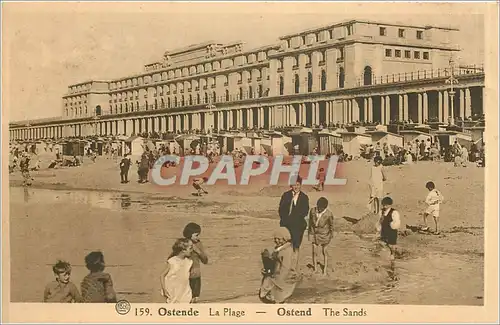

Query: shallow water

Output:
[9, 186, 483, 305]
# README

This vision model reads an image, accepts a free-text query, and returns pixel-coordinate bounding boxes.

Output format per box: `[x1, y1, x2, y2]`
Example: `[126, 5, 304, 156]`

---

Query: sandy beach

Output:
[9, 157, 484, 305]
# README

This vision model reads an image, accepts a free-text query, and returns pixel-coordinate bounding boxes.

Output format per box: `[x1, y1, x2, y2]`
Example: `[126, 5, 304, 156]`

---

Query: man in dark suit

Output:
[279, 176, 310, 270]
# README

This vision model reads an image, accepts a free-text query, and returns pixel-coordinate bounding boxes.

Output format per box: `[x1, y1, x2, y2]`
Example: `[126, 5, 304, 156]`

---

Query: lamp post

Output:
[445, 57, 459, 126]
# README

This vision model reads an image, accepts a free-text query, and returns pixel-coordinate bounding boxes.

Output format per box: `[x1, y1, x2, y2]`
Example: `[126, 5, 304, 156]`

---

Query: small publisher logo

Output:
[115, 299, 131, 315]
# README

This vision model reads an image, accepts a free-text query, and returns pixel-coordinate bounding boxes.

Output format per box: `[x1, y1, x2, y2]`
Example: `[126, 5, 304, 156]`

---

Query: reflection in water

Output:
[120, 194, 131, 209]
[23, 188, 30, 203]
[11, 187, 136, 211]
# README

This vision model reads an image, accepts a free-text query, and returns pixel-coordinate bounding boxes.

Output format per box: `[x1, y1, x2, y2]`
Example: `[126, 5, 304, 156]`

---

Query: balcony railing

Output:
[87, 64, 484, 119]
[355, 64, 485, 87]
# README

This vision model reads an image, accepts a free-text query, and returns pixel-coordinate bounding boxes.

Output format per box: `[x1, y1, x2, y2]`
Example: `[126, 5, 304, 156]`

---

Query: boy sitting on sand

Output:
[192, 177, 209, 196]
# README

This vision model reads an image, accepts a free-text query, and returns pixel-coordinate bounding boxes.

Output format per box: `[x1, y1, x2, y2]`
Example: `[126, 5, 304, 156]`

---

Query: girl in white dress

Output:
[160, 238, 194, 303]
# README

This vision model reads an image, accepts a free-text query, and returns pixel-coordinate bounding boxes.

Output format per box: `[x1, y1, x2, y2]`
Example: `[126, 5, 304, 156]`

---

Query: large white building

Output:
[9, 19, 484, 141]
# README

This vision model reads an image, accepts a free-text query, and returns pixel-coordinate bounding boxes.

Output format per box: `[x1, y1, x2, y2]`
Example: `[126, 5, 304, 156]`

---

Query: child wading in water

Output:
[80, 251, 117, 303]
[376, 197, 401, 261]
[312, 168, 326, 192]
[192, 177, 209, 196]
[369, 156, 387, 215]
[422, 181, 444, 234]
[160, 238, 193, 303]
[183, 223, 209, 303]
[308, 197, 335, 275]
[44, 260, 82, 302]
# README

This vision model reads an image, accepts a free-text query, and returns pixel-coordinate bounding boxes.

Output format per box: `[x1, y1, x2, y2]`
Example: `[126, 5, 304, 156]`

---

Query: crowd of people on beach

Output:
[41, 151, 447, 304]
[11, 126, 483, 304]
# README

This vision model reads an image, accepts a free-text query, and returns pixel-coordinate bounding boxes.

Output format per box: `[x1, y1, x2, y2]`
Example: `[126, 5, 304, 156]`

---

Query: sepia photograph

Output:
[2, 1, 498, 323]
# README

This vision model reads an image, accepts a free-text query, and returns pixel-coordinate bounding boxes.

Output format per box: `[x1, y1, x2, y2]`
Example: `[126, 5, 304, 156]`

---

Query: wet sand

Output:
[9, 158, 484, 305]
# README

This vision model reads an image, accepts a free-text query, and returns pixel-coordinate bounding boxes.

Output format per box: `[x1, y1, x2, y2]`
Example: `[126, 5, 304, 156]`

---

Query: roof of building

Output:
[339, 131, 371, 137]
[279, 19, 458, 39]
[366, 130, 403, 138]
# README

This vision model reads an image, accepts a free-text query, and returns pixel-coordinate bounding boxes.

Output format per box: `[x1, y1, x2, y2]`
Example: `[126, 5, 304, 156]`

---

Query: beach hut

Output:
[175, 134, 200, 155]
[263, 131, 286, 156]
[434, 130, 473, 149]
[399, 130, 433, 145]
[339, 131, 372, 157]
[367, 130, 404, 148]
[318, 129, 342, 155]
[249, 135, 263, 154]
[62, 139, 85, 157]
[124, 135, 144, 157]
[290, 127, 316, 155]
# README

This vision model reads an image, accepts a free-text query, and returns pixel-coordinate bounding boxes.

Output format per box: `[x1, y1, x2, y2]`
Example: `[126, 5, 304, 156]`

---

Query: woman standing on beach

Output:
[369, 156, 386, 215]
[259, 227, 301, 304]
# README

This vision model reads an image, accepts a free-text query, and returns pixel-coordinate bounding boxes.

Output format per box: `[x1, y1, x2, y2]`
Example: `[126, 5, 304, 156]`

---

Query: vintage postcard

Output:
[2, 1, 498, 323]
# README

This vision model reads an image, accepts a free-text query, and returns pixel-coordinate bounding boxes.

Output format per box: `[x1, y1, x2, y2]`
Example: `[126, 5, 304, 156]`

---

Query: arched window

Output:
[197, 94, 200, 105]
[167, 97, 171, 108]
[321, 70, 327, 91]
[249, 86, 253, 99]
[130, 102, 134, 111]
[125, 103, 128, 112]
[279, 76, 284, 95]
[258, 85, 263, 97]
[239, 87, 243, 99]
[204, 92, 208, 104]
[363, 66, 373, 86]
[225, 89, 229, 101]
[95, 105, 102, 116]
[181, 95, 185, 106]
[189, 95, 193, 105]
[154, 99, 158, 109]
[212, 91, 217, 103]
[120, 104, 123, 113]
[294, 74, 300, 94]
[136, 101, 139, 110]
[307, 72, 313, 92]
[145, 100, 149, 110]
[161, 98, 164, 108]
[339, 67, 345, 88]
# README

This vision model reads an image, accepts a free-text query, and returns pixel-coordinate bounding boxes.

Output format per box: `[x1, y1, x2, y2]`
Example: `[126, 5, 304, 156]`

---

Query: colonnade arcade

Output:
[9, 85, 483, 141]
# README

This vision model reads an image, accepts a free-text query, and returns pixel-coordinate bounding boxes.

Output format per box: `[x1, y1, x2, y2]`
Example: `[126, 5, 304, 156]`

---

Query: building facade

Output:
[9, 19, 485, 141]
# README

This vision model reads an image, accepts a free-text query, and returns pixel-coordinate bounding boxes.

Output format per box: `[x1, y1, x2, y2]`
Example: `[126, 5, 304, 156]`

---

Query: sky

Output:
[3, 2, 486, 122]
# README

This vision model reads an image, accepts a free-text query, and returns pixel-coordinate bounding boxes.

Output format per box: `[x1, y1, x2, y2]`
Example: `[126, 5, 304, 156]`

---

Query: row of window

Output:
[276, 50, 335, 70]
[380, 27, 424, 40]
[68, 84, 91, 94]
[107, 86, 269, 114]
[283, 24, 354, 49]
[108, 67, 269, 93]
[385, 48, 430, 60]
[109, 55, 272, 91]
[105, 70, 331, 115]
[65, 107, 88, 117]
[109, 77, 269, 102]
